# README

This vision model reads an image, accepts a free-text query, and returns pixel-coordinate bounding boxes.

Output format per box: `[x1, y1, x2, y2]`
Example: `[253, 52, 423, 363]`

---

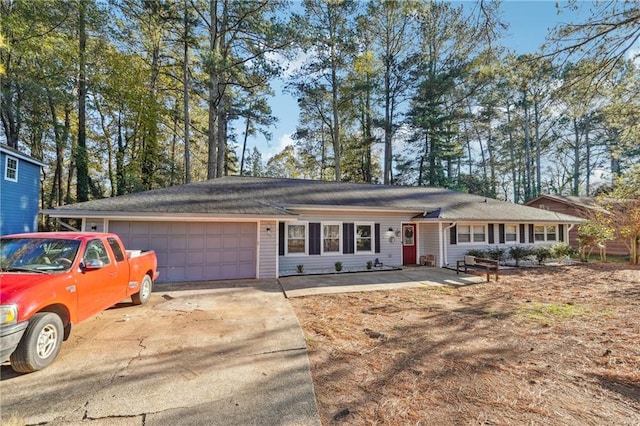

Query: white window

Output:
[286, 223, 307, 255]
[322, 223, 341, 254]
[458, 224, 486, 244]
[534, 224, 558, 242]
[546, 225, 557, 241]
[505, 225, 518, 242]
[355, 223, 374, 253]
[4, 156, 18, 182]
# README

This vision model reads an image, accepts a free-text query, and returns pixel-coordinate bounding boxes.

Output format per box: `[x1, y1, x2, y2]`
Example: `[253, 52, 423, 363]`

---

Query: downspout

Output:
[566, 223, 576, 246]
[442, 222, 457, 267]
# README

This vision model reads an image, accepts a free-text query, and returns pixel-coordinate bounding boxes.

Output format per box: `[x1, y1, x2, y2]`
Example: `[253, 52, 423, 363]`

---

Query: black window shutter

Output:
[529, 224, 534, 243]
[499, 224, 505, 244]
[343, 223, 354, 254]
[519, 224, 525, 243]
[309, 223, 321, 255]
[450, 225, 457, 245]
[278, 222, 285, 256]
[559, 224, 565, 242]
[488, 224, 495, 244]
[375, 223, 381, 253]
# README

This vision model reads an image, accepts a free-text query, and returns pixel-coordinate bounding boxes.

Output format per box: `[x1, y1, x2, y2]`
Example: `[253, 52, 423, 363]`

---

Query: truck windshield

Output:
[0, 238, 81, 273]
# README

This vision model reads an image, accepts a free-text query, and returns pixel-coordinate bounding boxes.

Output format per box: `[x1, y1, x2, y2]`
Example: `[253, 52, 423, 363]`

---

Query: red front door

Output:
[402, 223, 417, 265]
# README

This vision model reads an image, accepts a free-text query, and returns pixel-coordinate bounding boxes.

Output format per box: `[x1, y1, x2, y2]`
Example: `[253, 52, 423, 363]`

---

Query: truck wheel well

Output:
[38, 304, 72, 340]
[39, 304, 69, 327]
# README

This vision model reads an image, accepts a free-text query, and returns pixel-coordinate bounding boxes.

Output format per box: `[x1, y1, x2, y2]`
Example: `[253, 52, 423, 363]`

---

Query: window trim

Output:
[354, 222, 375, 254]
[285, 222, 308, 256]
[504, 224, 518, 244]
[321, 222, 342, 255]
[457, 223, 487, 245]
[4, 156, 18, 182]
[533, 224, 558, 243]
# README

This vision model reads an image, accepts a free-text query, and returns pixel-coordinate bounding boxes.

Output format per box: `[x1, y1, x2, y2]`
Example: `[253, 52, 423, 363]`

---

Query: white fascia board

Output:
[285, 204, 423, 215]
[42, 211, 296, 222]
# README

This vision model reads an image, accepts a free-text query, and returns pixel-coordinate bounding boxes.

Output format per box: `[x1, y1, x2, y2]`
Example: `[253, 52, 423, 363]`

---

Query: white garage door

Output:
[109, 221, 257, 282]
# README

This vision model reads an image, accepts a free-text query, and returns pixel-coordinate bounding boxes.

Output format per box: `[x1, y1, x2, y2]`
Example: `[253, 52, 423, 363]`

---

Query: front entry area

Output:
[402, 223, 417, 265]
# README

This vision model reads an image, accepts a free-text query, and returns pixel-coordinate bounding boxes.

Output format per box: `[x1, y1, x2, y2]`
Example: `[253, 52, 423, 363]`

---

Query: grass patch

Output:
[519, 302, 590, 322]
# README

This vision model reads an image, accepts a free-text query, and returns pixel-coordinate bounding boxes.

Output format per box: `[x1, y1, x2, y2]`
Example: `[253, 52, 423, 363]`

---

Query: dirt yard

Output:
[290, 263, 640, 425]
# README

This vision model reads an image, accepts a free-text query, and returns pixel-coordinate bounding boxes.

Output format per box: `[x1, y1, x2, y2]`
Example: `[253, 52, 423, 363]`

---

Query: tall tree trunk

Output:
[383, 65, 392, 185]
[505, 103, 519, 203]
[331, 47, 341, 181]
[522, 93, 532, 201]
[572, 118, 580, 196]
[183, 0, 191, 183]
[585, 119, 590, 195]
[534, 99, 541, 198]
[76, 0, 89, 202]
[240, 103, 252, 176]
[207, 0, 219, 179]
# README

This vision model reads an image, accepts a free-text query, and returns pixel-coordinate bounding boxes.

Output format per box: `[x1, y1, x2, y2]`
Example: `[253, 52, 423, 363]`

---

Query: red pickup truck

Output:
[0, 232, 159, 373]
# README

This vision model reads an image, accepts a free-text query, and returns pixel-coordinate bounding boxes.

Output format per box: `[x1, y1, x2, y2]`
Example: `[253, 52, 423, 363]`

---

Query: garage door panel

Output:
[109, 221, 256, 282]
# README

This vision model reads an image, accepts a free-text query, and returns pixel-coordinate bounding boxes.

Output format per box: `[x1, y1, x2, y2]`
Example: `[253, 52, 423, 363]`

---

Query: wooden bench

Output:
[456, 255, 499, 282]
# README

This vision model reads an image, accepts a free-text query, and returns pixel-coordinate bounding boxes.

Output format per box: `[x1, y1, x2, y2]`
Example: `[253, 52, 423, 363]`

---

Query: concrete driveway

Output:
[0, 280, 320, 426]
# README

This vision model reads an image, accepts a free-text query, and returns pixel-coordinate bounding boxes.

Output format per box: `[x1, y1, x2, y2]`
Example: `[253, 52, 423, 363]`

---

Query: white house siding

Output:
[418, 223, 440, 266]
[444, 221, 570, 266]
[278, 211, 409, 276]
[259, 220, 277, 278]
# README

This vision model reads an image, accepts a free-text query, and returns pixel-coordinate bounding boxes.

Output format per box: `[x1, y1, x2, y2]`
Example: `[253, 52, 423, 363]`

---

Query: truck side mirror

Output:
[82, 259, 105, 270]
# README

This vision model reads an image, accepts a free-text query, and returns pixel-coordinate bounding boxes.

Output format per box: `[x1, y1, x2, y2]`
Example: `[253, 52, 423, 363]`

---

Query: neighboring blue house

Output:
[0, 144, 46, 235]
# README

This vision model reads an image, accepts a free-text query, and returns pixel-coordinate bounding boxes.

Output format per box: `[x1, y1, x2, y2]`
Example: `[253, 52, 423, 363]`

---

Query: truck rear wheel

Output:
[10, 312, 64, 373]
[132, 275, 153, 305]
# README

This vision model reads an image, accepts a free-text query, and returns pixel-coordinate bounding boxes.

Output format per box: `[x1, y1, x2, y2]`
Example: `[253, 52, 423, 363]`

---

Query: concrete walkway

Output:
[279, 266, 485, 298]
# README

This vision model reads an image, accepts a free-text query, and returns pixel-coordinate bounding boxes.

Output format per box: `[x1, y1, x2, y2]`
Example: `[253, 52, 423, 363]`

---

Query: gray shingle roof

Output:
[44, 176, 583, 223]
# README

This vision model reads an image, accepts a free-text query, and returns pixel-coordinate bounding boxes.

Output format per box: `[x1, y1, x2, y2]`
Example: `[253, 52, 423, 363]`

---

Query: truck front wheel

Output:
[10, 312, 64, 373]
[132, 275, 153, 305]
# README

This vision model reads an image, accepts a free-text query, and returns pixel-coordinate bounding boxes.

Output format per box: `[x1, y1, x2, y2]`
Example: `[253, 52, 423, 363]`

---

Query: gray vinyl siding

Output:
[278, 211, 407, 276]
[259, 220, 277, 278]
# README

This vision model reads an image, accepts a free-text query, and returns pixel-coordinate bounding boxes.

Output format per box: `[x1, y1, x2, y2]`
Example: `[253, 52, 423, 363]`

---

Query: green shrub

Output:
[508, 246, 534, 267]
[486, 247, 506, 263]
[296, 264, 304, 273]
[550, 242, 576, 262]
[334, 261, 343, 272]
[366, 260, 373, 269]
[533, 247, 551, 265]
[465, 249, 488, 258]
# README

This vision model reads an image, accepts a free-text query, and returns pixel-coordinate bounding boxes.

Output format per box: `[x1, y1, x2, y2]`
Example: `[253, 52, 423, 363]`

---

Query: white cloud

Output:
[263, 132, 295, 161]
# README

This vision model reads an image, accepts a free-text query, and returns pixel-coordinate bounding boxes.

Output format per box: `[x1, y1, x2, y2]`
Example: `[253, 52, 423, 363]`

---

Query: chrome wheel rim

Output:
[37, 324, 58, 359]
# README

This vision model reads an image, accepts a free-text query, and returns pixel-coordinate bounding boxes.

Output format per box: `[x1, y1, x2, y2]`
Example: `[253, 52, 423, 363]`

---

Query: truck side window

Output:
[84, 240, 111, 265]
[107, 237, 125, 262]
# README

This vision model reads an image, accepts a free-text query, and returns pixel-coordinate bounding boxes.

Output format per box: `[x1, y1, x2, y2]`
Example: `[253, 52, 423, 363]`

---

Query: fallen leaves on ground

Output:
[290, 263, 640, 425]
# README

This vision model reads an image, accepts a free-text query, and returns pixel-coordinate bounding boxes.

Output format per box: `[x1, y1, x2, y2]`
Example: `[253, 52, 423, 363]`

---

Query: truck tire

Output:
[10, 312, 64, 373]
[132, 275, 153, 305]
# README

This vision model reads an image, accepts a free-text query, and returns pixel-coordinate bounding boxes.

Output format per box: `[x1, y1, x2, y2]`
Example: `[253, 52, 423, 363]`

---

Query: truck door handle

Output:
[66, 285, 76, 293]
[110, 272, 117, 278]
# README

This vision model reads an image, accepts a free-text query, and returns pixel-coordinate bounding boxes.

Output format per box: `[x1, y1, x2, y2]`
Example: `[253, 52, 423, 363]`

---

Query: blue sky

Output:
[252, 1, 596, 162]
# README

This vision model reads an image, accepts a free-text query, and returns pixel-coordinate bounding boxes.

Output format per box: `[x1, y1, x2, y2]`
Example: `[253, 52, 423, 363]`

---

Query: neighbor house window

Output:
[458, 224, 486, 244]
[534, 225, 557, 242]
[546, 225, 557, 241]
[4, 156, 18, 182]
[355, 223, 374, 253]
[286, 223, 307, 255]
[322, 223, 341, 254]
[505, 225, 518, 242]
